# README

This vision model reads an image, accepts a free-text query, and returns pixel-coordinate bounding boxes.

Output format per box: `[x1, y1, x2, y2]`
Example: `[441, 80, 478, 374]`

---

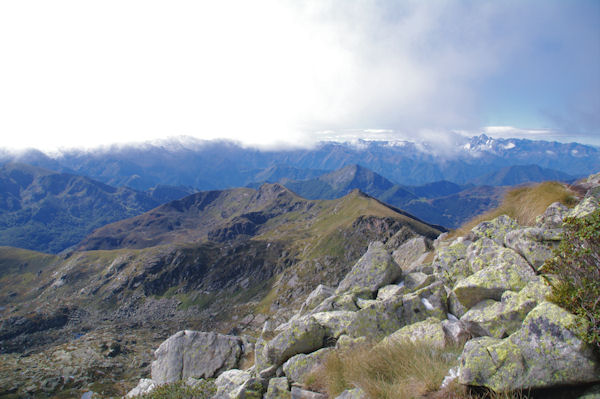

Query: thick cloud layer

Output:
[0, 1, 598, 149]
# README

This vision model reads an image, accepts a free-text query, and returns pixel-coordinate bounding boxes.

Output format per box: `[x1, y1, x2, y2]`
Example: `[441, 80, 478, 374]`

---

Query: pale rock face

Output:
[535, 202, 568, 229]
[460, 276, 552, 338]
[376, 284, 404, 301]
[298, 285, 335, 316]
[504, 227, 562, 270]
[264, 377, 291, 399]
[452, 256, 535, 309]
[125, 378, 156, 398]
[263, 316, 326, 371]
[282, 347, 332, 384]
[336, 241, 402, 295]
[567, 196, 599, 218]
[311, 311, 359, 339]
[290, 386, 327, 399]
[214, 369, 267, 399]
[379, 317, 446, 349]
[467, 215, 520, 246]
[392, 236, 431, 272]
[459, 302, 600, 391]
[151, 330, 243, 384]
[432, 239, 471, 285]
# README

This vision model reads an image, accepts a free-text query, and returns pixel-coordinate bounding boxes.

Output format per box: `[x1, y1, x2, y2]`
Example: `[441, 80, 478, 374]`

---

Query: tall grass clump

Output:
[541, 205, 600, 351]
[453, 182, 577, 236]
[312, 341, 461, 399]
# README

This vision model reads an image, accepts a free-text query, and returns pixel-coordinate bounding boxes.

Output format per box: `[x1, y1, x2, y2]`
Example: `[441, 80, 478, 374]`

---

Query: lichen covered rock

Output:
[467, 215, 520, 246]
[459, 302, 600, 391]
[452, 258, 535, 309]
[380, 317, 446, 348]
[336, 241, 401, 295]
[264, 377, 291, 399]
[504, 227, 562, 270]
[282, 348, 332, 384]
[264, 317, 326, 370]
[392, 236, 431, 272]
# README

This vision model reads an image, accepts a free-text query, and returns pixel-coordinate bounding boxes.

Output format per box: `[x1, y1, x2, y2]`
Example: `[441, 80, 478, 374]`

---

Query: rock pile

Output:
[127, 174, 600, 398]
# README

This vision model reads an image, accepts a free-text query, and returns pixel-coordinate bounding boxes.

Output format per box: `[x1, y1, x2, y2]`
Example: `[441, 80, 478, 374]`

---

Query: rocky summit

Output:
[126, 173, 600, 399]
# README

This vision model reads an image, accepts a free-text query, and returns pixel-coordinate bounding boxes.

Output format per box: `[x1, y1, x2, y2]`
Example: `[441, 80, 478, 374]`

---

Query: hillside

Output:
[0, 163, 163, 253]
[471, 164, 574, 186]
[279, 164, 505, 228]
[0, 186, 442, 397]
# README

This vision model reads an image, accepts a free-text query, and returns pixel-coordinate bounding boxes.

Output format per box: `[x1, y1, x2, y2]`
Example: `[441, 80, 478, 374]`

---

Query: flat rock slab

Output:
[151, 330, 243, 384]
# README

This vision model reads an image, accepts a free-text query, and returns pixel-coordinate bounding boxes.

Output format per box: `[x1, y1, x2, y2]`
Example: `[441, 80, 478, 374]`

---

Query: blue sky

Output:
[0, 0, 598, 150]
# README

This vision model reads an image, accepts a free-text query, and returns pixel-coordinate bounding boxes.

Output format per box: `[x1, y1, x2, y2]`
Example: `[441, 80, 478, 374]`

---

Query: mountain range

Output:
[0, 135, 594, 190]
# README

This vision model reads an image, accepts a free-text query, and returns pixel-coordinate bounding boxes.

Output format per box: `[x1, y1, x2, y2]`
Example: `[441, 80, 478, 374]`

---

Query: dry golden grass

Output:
[311, 341, 462, 399]
[451, 181, 577, 238]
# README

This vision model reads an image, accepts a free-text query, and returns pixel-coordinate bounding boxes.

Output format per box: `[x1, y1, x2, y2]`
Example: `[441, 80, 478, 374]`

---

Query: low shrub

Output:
[542, 205, 600, 351]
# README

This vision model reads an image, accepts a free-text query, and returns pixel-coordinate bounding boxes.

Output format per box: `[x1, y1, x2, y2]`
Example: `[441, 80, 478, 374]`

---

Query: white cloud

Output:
[0, 1, 597, 150]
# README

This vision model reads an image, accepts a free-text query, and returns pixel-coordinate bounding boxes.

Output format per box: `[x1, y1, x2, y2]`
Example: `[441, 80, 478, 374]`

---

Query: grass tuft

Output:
[311, 341, 462, 399]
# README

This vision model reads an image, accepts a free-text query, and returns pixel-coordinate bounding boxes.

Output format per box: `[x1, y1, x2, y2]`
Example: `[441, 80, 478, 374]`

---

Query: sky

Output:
[0, 0, 599, 150]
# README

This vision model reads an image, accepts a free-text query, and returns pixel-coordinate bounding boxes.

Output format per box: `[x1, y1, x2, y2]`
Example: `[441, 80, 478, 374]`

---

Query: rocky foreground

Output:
[124, 174, 600, 398]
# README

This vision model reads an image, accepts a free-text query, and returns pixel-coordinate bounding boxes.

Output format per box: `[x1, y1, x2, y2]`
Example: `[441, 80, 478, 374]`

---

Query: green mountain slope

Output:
[0, 163, 163, 253]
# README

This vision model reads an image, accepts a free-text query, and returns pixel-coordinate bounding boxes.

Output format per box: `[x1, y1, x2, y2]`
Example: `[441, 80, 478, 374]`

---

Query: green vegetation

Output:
[454, 182, 577, 236]
[542, 205, 600, 351]
[133, 380, 216, 399]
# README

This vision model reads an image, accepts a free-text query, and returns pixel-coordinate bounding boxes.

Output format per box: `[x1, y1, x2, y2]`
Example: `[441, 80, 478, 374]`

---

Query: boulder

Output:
[125, 378, 156, 398]
[334, 388, 367, 399]
[567, 196, 599, 219]
[452, 258, 535, 309]
[282, 348, 332, 384]
[392, 236, 431, 272]
[460, 277, 552, 338]
[441, 319, 471, 347]
[151, 330, 243, 384]
[336, 242, 401, 295]
[335, 335, 367, 350]
[311, 311, 358, 339]
[504, 227, 562, 270]
[214, 369, 266, 399]
[376, 284, 404, 301]
[404, 272, 436, 292]
[380, 317, 446, 349]
[291, 386, 327, 399]
[310, 294, 360, 314]
[467, 215, 520, 246]
[459, 302, 600, 391]
[465, 238, 529, 275]
[431, 238, 471, 285]
[298, 285, 335, 315]
[265, 317, 326, 370]
[264, 377, 291, 399]
[535, 202, 568, 229]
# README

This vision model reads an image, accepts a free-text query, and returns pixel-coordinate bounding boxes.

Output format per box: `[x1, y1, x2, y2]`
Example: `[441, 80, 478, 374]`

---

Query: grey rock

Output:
[265, 317, 326, 369]
[125, 378, 157, 398]
[535, 202, 568, 229]
[392, 236, 431, 272]
[504, 227, 562, 270]
[214, 369, 266, 399]
[467, 215, 520, 246]
[291, 386, 327, 399]
[376, 284, 404, 301]
[336, 241, 401, 295]
[151, 330, 243, 384]
[334, 388, 367, 399]
[298, 285, 335, 316]
[264, 377, 291, 399]
[459, 302, 600, 391]
[282, 348, 332, 384]
[441, 319, 471, 347]
[567, 196, 599, 219]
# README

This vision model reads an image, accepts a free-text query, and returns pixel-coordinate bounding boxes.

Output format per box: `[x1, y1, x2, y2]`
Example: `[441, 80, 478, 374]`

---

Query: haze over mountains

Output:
[1, 135, 595, 190]
[0, 135, 590, 253]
